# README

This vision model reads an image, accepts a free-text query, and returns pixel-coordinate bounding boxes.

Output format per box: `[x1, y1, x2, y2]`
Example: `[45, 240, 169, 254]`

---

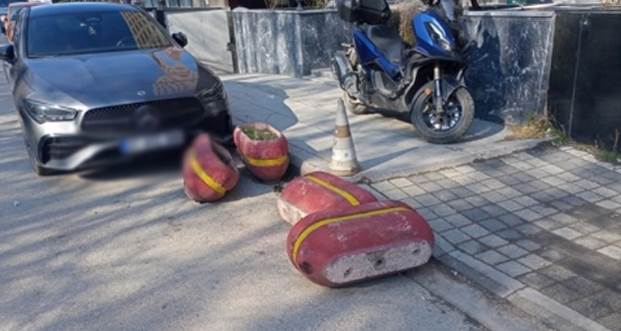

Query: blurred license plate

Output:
[120, 131, 185, 155]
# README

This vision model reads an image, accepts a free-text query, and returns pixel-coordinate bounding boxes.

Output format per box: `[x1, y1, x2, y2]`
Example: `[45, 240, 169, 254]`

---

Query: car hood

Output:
[24, 47, 214, 108]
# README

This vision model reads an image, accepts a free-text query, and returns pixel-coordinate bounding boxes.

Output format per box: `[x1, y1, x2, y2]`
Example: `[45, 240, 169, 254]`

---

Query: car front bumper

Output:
[20, 99, 233, 173]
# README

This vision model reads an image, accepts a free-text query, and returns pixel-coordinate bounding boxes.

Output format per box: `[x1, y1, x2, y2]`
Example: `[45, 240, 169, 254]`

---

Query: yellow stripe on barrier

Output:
[244, 154, 289, 167]
[306, 175, 360, 206]
[291, 207, 409, 265]
[189, 151, 227, 195]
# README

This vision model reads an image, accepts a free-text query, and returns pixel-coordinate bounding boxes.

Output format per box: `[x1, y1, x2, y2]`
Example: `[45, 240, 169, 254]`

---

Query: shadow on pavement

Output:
[225, 79, 299, 132]
[372, 107, 506, 143]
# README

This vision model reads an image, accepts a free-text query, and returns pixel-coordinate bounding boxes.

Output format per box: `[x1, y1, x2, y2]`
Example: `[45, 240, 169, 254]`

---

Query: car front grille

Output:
[81, 98, 205, 133]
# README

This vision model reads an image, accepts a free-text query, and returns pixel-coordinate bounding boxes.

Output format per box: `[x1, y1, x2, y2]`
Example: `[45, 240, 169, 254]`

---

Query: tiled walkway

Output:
[371, 145, 621, 331]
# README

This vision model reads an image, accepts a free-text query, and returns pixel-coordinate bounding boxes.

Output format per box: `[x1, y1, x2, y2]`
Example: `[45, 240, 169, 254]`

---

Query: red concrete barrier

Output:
[277, 171, 377, 225]
[234, 123, 289, 182]
[183, 134, 239, 202]
[287, 200, 435, 287]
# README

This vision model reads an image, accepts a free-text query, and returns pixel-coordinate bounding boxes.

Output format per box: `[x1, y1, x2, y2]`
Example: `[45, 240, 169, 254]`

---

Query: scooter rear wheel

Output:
[410, 83, 474, 144]
[343, 93, 369, 115]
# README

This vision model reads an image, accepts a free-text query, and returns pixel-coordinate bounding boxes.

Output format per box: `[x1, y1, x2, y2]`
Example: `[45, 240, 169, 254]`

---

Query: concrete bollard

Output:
[233, 123, 289, 182]
[286, 200, 435, 287]
[276, 171, 377, 225]
[182, 134, 239, 203]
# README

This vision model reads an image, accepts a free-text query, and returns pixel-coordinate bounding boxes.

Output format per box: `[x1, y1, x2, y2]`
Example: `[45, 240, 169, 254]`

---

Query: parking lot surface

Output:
[0, 71, 483, 331]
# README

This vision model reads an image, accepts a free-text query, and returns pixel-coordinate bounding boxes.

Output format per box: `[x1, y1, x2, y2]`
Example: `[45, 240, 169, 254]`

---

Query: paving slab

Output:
[224, 74, 546, 181]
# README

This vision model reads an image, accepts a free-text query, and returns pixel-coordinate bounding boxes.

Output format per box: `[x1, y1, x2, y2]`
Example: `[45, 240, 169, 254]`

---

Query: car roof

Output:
[29, 2, 138, 17]
[9, 2, 43, 9]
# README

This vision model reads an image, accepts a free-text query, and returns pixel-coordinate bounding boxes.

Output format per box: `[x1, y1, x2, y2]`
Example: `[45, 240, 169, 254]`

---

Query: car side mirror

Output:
[0, 44, 14, 62]
[172, 32, 188, 48]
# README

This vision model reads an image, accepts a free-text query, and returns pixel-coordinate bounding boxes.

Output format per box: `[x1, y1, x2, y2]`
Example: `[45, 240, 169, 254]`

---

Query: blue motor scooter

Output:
[332, 0, 474, 143]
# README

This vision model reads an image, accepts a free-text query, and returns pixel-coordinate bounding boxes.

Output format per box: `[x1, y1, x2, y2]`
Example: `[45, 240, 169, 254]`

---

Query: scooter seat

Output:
[364, 24, 405, 66]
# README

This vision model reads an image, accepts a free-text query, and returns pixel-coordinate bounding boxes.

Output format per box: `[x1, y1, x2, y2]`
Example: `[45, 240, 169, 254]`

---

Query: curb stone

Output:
[437, 252, 612, 331]
[509, 288, 612, 331]
[288, 136, 550, 183]
[409, 262, 551, 331]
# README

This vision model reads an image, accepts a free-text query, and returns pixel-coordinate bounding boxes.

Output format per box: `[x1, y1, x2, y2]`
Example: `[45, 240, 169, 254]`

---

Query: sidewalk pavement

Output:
[370, 146, 621, 331]
[225, 74, 621, 331]
[224, 74, 544, 182]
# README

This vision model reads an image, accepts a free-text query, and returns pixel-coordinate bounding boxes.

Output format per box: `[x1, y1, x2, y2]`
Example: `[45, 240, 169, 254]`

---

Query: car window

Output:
[26, 10, 172, 57]
[13, 6, 26, 58]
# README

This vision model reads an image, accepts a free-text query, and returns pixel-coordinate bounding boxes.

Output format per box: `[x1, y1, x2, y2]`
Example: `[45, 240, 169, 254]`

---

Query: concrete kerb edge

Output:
[435, 253, 611, 331]
[291, 136, 549, 184]
[355, 137, 550, 183]
[439, 251, 525, 299]
[508, 288, 613, 331]
[408, 262, 549, 331]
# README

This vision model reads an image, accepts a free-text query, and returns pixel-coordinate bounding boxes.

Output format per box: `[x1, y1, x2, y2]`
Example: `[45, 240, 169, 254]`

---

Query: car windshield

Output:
[27, 10, 172, 57]
[10, 6, 23, 20]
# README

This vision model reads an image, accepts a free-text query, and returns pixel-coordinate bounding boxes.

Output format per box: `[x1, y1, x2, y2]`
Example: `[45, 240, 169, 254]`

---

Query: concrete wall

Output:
[548, 9, 621, 152]
[232, 9, 351, 77]
[463, 11, 556, 122]
[165, 9, 236, 73]
[230, 8, 555, 121]
[164, 6, 557, 122]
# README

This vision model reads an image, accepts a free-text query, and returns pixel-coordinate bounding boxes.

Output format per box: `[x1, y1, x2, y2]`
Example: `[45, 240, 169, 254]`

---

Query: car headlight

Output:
[23, 99, 78, 123]
[426, 22, 454, 52]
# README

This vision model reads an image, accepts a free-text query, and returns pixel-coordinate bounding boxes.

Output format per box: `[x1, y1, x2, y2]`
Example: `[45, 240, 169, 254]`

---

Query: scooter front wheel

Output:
[410, 83, 474, 144]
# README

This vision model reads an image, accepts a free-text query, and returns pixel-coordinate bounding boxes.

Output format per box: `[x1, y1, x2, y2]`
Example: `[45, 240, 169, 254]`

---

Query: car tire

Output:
[33, 164, 59, 176]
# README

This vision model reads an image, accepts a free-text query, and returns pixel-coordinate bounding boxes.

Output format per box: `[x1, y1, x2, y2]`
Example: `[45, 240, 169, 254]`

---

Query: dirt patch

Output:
[505, 113, 551, 141]
[241, 127, 278, 140]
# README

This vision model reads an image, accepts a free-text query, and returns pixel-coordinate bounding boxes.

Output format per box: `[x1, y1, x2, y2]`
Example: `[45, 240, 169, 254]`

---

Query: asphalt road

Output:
[0, 59, 485, 331]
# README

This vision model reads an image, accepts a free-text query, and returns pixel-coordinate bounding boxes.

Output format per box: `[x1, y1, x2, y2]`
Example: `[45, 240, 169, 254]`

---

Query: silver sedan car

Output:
[0, 3, 232, 175]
